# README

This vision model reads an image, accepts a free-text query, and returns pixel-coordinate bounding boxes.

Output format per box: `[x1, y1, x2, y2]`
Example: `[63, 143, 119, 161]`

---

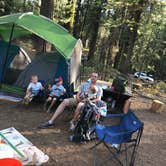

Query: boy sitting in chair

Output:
[44, 76, 66, 113]
[23, 75, 43, 105]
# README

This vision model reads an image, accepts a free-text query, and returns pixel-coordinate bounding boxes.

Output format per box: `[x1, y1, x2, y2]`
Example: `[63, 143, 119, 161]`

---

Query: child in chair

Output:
[44, 76, 66, 113]
[23, 75, 43, 104]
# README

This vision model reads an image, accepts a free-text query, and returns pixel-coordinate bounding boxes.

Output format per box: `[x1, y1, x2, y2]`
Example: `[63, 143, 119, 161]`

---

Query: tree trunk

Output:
[22, 0, 26, 12]
[88, 4, 102, 60]
[73, 0, 82, 38]
[40, 0, 54, 52]
[114, 0, 146, 73]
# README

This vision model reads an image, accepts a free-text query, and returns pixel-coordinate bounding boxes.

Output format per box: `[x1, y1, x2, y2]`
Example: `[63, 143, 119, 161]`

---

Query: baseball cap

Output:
[54, 76, 63, 83]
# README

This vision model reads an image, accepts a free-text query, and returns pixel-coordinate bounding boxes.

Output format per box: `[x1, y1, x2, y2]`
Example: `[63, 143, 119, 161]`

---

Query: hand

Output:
[81, 98, 88, 103]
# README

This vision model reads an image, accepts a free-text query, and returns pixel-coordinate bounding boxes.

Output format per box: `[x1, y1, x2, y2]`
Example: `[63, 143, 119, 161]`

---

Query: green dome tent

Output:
[0, 12, 82, 94]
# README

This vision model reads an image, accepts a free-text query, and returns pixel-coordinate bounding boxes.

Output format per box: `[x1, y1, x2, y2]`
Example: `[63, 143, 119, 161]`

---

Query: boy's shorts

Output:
[31, 90, 40, 95]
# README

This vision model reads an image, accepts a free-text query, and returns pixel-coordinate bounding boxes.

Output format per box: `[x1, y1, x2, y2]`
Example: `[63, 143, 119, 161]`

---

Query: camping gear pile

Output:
[70, 100, 107, 143]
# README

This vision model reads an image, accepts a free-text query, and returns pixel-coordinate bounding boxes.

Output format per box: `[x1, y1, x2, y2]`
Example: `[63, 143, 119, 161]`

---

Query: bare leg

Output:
[47, 98, 57, 112]
[49, 99, 70, 123]
[24, 91, 31, 99]
[69, 102, 84, 131]
[71, 102, 84, 122]
[123, 99, 131, 114]
[44, 97, 52, 111]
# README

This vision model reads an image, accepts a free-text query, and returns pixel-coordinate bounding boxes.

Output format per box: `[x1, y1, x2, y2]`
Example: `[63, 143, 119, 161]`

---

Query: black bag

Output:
[70, 101, 99, 143]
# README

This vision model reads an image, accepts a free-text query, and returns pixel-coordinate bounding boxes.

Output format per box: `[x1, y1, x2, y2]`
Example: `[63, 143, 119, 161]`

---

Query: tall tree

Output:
[73, 0, 82, 38]
[40, 0, 54, 52]
[87, 0, 103, 60]
[40, 0, 54, 19]
[115, 0, 147, 73]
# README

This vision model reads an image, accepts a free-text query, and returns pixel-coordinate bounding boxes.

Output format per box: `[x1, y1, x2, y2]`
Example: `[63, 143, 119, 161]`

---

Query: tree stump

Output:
[150, 100, 164, 113]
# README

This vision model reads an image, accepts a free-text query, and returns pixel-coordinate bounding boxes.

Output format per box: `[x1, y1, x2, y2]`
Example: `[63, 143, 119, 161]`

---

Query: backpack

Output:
[70, 101, 100, 142]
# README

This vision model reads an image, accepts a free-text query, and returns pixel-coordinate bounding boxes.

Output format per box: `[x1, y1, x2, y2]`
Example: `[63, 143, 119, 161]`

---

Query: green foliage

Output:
[156, 82, 166, 93]
[53, 0, 77, 31]
[1, 0, 166, 81]
[0, 0, 40, 16]
[132, 0, 166, 79]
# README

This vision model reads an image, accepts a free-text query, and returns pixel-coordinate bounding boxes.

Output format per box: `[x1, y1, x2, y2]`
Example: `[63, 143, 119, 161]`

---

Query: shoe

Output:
[46, 108, 51, 113]
[24, 98, 30, 105]
[69, 121, 76, 131]
[38, 122, 55, 129]
[22, 97, 30, 105]
[112, 144, 119, 148]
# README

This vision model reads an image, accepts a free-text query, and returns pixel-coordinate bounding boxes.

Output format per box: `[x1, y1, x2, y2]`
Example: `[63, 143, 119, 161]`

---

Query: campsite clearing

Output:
[0, 93, 165, 166]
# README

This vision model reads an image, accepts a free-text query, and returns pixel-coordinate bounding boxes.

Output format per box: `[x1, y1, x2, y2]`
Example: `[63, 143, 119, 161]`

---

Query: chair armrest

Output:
[106, 113, 125, 118]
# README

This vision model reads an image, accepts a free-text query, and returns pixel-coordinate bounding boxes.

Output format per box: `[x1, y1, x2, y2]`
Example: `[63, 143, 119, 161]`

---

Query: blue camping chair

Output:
[92, 111, 144, 166]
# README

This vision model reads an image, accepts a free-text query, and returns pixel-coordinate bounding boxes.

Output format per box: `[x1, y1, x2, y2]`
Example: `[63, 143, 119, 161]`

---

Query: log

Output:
[150, 100, 164, 113]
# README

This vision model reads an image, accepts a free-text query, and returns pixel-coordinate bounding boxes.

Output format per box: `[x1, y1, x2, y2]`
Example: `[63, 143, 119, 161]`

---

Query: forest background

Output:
[0, 0, 166, 81]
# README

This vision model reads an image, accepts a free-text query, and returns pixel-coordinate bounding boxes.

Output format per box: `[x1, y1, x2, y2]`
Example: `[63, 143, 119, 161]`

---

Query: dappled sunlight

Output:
[0, 95, 166, 165]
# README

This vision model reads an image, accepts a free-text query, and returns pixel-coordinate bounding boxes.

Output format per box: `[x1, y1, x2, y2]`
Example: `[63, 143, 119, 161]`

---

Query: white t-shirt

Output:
[79, 81, 103, 100]
[50, 84, 65, 97]
[27, 82, 42, 94]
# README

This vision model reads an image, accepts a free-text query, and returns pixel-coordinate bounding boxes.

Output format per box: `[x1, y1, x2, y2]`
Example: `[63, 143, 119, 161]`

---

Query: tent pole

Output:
[2, 23, 15, 83]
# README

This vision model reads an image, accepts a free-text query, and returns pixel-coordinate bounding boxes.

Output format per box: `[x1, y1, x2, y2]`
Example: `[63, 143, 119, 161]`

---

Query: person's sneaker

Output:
[46, 108, 51, 113]
[112, 144, 119, 148]
[22, 97, 29, 105]
[24, 98, 30, 105]
[38, 121, 55, 129]
[69, 121, 76, 131]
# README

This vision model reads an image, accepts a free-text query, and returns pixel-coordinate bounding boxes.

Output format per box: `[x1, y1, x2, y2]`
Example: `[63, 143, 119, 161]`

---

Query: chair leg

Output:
[103, 142, 123, 166]
[90, 139, 103, 150]
[91, 140, 103, 166]
[124, 144, 128, 166]
[130, 128, 143, 166]
[91, 140, 123, 166]
[93, 144, 97, 166]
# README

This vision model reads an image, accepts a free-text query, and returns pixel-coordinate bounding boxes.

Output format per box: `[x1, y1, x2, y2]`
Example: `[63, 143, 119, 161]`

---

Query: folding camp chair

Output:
[91, 111, 144, 166]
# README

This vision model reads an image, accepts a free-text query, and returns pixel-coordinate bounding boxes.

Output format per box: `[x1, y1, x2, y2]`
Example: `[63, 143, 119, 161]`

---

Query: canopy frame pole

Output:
[2, 23, 15, 82]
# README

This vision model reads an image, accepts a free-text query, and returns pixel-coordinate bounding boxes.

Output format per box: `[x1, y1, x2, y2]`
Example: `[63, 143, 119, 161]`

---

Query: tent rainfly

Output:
[0, 12, 82, 91]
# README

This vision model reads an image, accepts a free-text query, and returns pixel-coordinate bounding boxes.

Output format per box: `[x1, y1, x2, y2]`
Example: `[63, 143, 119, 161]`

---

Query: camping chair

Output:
[31, 80, 45, 103]
[22, 80, 46, 105]
[91, 111, 144, 166]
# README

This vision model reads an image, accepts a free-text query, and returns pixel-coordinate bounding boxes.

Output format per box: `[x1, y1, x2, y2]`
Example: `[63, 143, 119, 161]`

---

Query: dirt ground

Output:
[0, 93, 166, 166]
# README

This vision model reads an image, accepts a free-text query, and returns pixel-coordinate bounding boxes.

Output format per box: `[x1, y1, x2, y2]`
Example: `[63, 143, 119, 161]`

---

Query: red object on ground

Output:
[0, 158, 22, 166]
